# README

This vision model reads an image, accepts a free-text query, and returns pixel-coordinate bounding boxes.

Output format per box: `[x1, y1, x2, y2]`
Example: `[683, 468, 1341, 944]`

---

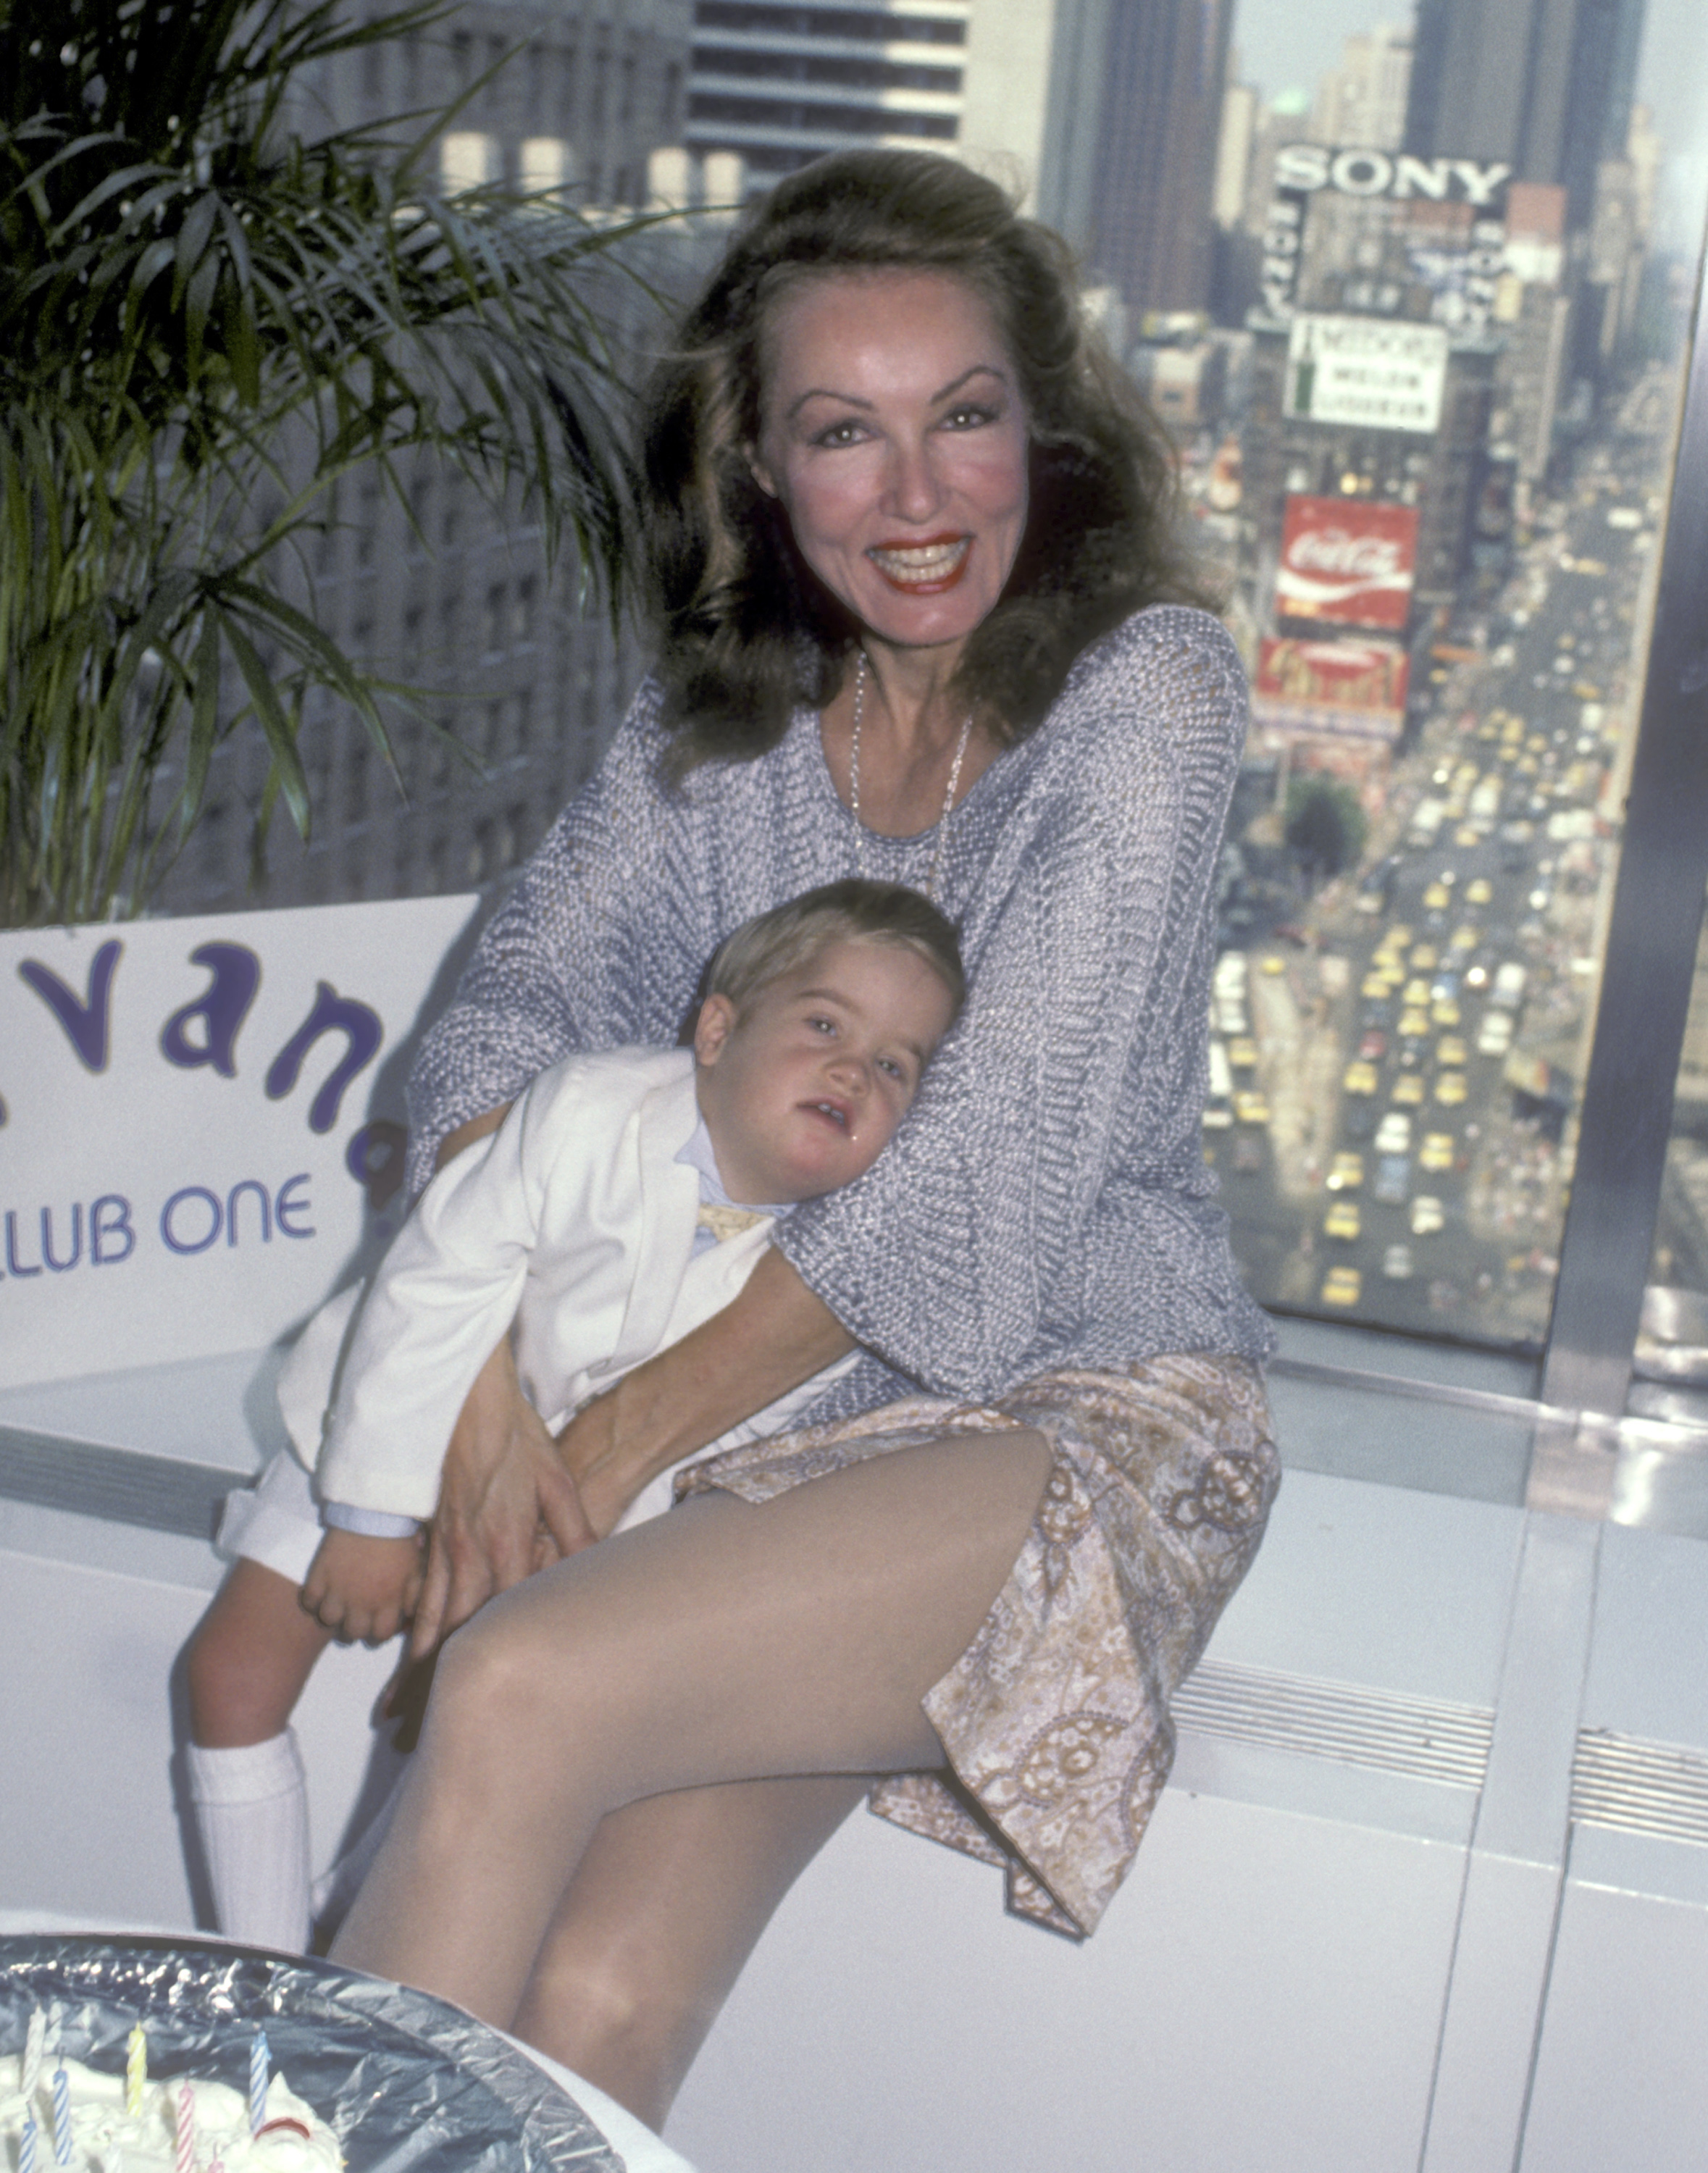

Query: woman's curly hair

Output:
[641, 148, 1216, 774]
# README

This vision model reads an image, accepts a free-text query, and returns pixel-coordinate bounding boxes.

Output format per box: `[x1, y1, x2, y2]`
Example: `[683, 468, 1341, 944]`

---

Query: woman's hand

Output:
[557, 1245, 856, 1533]
[408, 1329, 597, 1659]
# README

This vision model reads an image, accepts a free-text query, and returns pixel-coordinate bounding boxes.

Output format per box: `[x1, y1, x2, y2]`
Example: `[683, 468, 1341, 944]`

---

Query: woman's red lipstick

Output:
[867, 534, 971, 595]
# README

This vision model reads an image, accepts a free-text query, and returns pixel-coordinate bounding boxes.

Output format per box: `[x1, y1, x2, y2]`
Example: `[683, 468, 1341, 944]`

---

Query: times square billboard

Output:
[1275, 495, 1420, 631]
[1282, 314, 1449, 433]
[1259, 143, 1512, 335]
[1254, 635, 1411, 740]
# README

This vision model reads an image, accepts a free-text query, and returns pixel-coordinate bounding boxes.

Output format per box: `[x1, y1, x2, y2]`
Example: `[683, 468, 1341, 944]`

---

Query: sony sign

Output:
[1260, 144, 1512, 319]
[1273, 146, 1512, 206]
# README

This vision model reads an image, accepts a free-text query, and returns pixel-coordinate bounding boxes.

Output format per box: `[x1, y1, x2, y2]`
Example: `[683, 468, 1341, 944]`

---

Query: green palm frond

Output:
[0, 0, 652, 926]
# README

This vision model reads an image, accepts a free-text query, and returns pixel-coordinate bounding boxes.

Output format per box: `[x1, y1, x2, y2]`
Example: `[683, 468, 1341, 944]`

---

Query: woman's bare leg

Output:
[515, 1775, 867, 2127]
[332, 1428, 1050, 2048]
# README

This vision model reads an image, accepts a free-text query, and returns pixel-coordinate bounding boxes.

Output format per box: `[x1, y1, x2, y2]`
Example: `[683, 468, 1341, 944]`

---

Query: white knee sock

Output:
[187, 1731, 312, 1953]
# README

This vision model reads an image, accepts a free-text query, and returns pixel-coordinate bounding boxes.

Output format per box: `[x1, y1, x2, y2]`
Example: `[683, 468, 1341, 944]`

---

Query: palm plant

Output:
[0, 0, 645, 926]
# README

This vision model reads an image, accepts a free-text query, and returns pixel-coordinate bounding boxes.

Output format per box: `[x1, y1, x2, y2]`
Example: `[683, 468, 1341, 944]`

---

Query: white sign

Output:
[1284, 314, 1448, 435]
[0, 895, 483, 1390]
[1271, 145, 1512, 206]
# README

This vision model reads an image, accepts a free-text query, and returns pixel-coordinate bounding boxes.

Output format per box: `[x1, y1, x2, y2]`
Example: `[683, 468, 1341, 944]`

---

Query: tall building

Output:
[1089, 0, 1233, 317]
[156, 0, 703, 917]
[683, 1, 968, 190]
[680, 0, 1117, 262]
[1310, 25, 1412, 153]
[1404, 0, 1647, 228]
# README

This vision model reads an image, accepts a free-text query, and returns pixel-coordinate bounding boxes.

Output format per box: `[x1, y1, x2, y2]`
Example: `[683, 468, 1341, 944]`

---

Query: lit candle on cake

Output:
[125, 2028, 146, 2119]
[21, 2114, 39, 2173]
[22, 2010, 45, 2105]
[51, 2063, 72, 2165]
[248, 2033, 269, 2136]
[175, 2085, 194, 2173]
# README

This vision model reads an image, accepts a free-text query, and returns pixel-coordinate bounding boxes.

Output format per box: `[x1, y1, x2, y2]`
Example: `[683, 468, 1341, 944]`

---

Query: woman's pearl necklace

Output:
[847, 650, 974, 907]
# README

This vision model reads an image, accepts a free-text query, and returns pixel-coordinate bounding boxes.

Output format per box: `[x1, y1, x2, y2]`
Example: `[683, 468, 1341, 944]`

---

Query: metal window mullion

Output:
[1541, 227, 1708, 1418]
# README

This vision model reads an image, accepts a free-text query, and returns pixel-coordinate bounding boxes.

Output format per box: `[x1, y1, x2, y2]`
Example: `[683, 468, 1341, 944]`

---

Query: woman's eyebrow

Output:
[785, 388, 875, 420]
[931, 363, 1010, 403]
[784, 362, 1010, 423]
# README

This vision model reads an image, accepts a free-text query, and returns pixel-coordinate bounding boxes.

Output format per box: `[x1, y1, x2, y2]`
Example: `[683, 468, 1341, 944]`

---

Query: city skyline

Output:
[1234, 0, 1703, 168]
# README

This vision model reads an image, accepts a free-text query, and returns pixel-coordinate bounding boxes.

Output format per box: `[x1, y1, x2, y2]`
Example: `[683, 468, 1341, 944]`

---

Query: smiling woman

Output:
[748, 271, 1031, 659]
[327, 148, 1279, 2135]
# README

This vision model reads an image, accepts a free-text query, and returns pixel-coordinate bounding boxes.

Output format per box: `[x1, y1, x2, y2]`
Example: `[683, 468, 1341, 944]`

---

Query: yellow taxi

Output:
[1410, 944, 1439, 970]
[1402, 978, 1431, 1006]
[1399, 1008, 1430, 1037]
[1432, 998, 1462, 1027]
[1324, 1199, 1362, 1241]
[1434, 1071, 1468, 1105]
[1321, 1265, 1363, 1307]
[1326, 1152, 1365, 1192]
[1437, 1036, 1468, 1066]
[1466, 878, 1494, 905]
[1451, 924, 1478, 950]
[1455, 825, 1481, 848]
[1386, 924, 1413, 950]
[1423, 882, 1452, 910]
[1343, 1060, 1379, 1095]
[1420, 1132, 1455, 1172]
[1234, 1089, 1271, 1124]
[1410, 1195, 1445, 1236]
[1361, 970, 1392, 1000]
[1228, 1037, 1258, 1068]
[1393, 1073, 1426, 1106]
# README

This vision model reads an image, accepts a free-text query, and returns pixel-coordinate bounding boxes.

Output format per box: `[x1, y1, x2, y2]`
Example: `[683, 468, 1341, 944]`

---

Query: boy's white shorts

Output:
[216, 1451, 324, 1587]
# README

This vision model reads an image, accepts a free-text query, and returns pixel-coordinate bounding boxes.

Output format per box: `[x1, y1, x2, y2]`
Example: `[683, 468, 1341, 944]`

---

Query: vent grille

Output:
[1571, 1729, 1708, 1847]
[1175, 1659, 1494, 1790]
[0, 1425, 230, 1541]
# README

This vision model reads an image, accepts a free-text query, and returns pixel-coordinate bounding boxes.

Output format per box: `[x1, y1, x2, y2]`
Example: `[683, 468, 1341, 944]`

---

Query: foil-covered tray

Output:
[0, 1939, 624, 2173]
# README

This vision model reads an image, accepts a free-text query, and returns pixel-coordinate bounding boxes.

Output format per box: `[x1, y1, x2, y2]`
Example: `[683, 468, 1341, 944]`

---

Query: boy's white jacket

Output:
[280, 1045, 855, 1522]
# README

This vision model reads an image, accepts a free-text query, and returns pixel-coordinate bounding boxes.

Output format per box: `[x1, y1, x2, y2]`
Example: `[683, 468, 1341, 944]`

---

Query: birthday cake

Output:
[1, 2051, 343, 2173]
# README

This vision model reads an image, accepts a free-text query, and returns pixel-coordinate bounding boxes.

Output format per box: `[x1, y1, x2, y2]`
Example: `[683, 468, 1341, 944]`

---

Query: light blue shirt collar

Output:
[677, 1110, 796, 1224]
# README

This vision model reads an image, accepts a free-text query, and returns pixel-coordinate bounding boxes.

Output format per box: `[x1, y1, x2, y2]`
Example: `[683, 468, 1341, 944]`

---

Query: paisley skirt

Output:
[676, 1353, 1278, 1939]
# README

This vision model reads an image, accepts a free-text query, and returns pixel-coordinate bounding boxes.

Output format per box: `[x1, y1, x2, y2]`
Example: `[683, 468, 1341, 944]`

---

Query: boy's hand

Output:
[301, 1528, 424, 1645]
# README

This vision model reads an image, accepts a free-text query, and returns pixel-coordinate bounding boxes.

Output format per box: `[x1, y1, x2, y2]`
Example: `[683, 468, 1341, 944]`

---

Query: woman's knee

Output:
[425, 1586, 595, 1759]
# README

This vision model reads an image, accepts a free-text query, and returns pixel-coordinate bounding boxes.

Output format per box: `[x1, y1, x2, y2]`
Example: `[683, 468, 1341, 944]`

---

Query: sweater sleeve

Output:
[404, 683, 708, 1195]
[773, 611, 1248, 1399]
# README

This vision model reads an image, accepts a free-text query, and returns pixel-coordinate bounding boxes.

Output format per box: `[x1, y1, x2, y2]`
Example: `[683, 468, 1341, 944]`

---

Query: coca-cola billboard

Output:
[1255, 636, 1410, 740]
[1276, 495, 1419, 630]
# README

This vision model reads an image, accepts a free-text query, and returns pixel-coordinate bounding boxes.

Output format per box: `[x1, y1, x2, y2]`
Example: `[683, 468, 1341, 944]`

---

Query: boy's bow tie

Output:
[696, 1202, 771, 1243]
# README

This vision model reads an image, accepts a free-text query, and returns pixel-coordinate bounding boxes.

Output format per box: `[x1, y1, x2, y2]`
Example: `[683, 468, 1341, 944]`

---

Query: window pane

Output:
[1638, 890, 1708, 1399]
[1197, 4, 1708, 1349]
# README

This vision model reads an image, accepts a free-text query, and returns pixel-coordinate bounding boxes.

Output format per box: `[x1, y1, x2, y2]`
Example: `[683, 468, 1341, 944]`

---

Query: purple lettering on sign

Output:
[5, 1211, 43, 1278]
[18, 940, 122, 1073]
[91, 1196, 135, 1265]
[160, 944, 262, 1078]
[226, 1179, 272, 1246]
[41, 1205, 83, 1273]
[264, 984, 383, 1134]
[161, 1186, 222, 1255]
[276, 1174, 314, 1239]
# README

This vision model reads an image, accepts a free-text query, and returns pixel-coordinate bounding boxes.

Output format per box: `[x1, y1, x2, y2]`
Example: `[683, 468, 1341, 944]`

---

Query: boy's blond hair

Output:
[706, 881, 966, 1023]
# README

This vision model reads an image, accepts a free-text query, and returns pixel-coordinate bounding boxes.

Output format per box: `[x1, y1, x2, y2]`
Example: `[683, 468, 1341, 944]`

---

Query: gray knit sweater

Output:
[406, 603, 1276, 1419]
